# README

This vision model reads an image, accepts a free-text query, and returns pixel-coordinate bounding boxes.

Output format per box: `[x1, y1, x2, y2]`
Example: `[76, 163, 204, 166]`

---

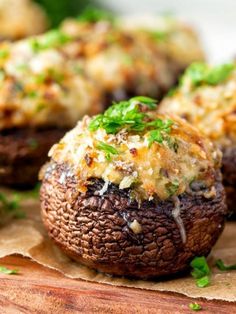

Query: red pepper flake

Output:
[84, 154, 93, 167]
[129, 148, 137, 156]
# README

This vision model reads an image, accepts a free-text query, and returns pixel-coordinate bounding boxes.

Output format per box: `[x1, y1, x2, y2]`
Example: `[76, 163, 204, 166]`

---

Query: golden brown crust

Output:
[48, 107, 221, 202]
[0, 38, 102, 130]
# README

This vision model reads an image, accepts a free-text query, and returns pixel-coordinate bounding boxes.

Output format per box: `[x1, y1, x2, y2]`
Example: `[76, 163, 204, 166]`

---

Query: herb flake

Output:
[189, 303, 202, 311]
[0, 192, 25, 219]
[190, 256, 211, 288]
[96, 141, 118, 160]
[89, 97, 158, 134]
[182, 62, 235, 87]
[89, 97, 173, 148]
[0, 266, 18, 275]
[147, 119, 173, 146]
[215, 259, 236, 271]
[77, 7, 114, 23]
[30, 30, 72, 52]
[166, 179, 179, 196]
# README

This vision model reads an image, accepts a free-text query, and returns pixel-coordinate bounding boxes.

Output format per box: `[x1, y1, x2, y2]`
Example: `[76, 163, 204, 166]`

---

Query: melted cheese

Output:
[0, 40, 102, 130]
[159, 69, 236, 147]
[0, 16, 203, 130]
[48, 112, 220, 201]
[61, 17, 204, 91]
[118, 15, 204, 68]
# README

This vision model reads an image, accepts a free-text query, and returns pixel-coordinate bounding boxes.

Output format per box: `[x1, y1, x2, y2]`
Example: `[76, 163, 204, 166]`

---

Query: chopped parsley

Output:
[27, 138, 38, 150]
[34, 73, 47, 84]
[96, 141, 118, 161]
[77, 7, 114, 23]
[0, 192, 25, 219]
[27, 91, 38, 99]
[0, 49, 9, 59]
[182, 62, 235, 87]
[122, 54, 133, 66]
[131, 96, 157, 108]
[0, 266, 18, 275]
[215, 259, 236, 271]
[150, 30, 168, 41]
[147, 119, 173, 146]
[89, 97, 173, 147]
[190, 256, 211, 288]
[89, 97, 154, 134]
[165, 179, 179, 196]
[30, 30, 72, 52]
[189, 303, 202, 311]
[0, 185, 40, 222]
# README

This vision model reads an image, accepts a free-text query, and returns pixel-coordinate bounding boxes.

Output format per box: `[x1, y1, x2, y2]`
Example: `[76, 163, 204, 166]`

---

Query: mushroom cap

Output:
[0, 127, 66, 187]
[40, 162, 227, 279]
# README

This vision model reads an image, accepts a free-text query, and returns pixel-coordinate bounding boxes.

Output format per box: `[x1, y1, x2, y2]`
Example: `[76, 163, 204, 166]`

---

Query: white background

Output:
[98, 0, 236, 64]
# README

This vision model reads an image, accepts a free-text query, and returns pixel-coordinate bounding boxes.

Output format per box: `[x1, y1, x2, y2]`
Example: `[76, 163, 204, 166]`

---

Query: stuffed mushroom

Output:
[0, 31, 102, 187]
[61, 14, 204, 104]
[0, 0, 48, 40]
[159, 62, 236, 214]
[40, 97, 227, 279]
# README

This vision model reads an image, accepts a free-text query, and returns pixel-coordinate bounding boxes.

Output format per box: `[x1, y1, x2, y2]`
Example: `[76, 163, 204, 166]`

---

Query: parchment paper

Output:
[0, 191, 235, 302]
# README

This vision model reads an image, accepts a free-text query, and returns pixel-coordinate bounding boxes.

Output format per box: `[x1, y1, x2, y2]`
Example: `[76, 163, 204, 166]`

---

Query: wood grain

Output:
[0, 256, 235, 314]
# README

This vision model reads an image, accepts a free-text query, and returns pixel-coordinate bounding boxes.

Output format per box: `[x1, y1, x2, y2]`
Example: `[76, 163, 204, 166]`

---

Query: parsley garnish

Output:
[189, 303, 202, 311]
[147, 119, 173, 146]
[215, 259, 236, 271]
[89, 97, 173, 147]
[0, 266, 18, 275]
[131, 96, 157, 108]
[89, 97, 155, 134]
[77, 7, 114, 23]
[0, 185, 40, 222]
[182, 62, 234, 87]
[0, 192, 25, 219]
[190, 256, 211, 288]
[150, 30, 168, 41]
[165, 179, 179, 196]
[96, 141, 118, 161]
[30, 30, 72, 52]
[27, 138, 38, 150]
[0, 49, 9, 59]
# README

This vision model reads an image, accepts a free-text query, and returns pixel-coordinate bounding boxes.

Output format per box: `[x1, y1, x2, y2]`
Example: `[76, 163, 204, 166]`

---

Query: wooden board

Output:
[0, 256, 235, 314]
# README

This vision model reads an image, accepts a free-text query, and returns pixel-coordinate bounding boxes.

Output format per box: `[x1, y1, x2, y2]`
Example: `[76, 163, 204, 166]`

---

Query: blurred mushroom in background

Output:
[0, 0, 48, 40]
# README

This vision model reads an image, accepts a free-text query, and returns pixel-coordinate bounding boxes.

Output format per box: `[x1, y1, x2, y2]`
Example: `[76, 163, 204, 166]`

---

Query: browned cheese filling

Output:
[0, 15, 203, 130]
[47, 97, 221, 202]
[159, 62, 236, 149]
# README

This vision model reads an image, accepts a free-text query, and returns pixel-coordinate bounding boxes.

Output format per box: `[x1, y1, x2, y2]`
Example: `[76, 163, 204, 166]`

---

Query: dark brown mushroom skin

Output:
[222, 146, 236, 216]
[40, 162, 227, 279]
[0, 127, 67, 188]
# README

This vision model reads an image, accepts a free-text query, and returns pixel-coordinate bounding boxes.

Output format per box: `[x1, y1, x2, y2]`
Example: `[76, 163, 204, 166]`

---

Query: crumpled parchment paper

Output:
[0, 191, 235, 302]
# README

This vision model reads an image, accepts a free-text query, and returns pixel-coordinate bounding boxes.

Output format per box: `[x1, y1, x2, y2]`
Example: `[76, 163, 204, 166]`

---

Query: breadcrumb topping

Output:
[159, 63, 236, 148]
[48, 98, 221, 201]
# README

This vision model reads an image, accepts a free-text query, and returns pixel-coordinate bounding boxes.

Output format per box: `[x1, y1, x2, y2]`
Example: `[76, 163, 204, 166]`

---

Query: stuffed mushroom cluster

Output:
[40, 97, 227, 279]
[159, 62, 236, 213]
[0, 16, 204, 188]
